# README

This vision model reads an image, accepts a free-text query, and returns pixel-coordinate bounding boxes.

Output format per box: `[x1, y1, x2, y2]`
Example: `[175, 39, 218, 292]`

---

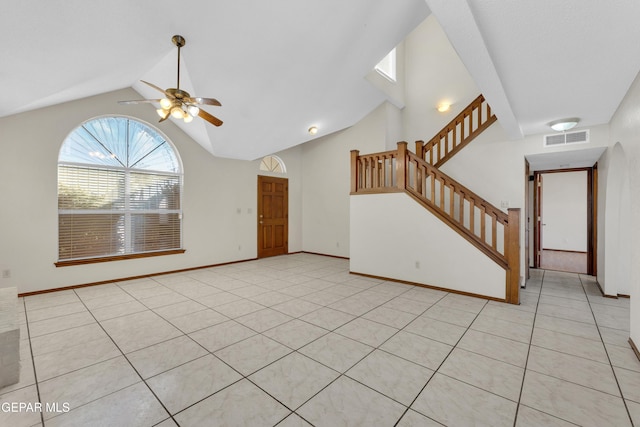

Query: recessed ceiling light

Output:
[549, 118, 579, 132]
[308, 126, 318, 135]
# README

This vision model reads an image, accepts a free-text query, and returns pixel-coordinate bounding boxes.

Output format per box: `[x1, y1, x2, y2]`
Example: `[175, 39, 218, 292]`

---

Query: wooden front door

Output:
[257, 175, 288, 258]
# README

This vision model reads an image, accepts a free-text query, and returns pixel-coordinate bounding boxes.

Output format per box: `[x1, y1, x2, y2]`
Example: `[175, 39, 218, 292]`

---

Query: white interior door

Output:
[541, 171, 588, 252]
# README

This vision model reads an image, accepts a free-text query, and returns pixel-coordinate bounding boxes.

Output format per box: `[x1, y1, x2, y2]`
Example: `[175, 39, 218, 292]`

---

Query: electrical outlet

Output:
[2, 269, 10, 279]
[500, 200, 510, 208]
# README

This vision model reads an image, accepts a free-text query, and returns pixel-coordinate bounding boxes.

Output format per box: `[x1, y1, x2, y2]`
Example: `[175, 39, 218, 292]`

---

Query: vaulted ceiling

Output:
[2, 1, 640, 161]
[1, 0, 429, 160]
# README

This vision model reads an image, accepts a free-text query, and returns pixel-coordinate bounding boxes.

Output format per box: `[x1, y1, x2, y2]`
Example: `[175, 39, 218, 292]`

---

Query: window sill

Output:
[55, 249, 186, 267]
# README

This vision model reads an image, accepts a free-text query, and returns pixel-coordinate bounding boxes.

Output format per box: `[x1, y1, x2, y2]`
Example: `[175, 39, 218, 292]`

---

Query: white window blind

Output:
[58, 117, 182, 262]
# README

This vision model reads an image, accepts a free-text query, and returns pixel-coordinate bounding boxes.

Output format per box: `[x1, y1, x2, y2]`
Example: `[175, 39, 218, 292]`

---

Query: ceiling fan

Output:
[119, 35, 223, 127]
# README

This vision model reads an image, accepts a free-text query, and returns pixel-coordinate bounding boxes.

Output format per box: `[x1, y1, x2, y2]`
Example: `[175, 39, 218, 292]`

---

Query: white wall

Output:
[598, 143, 632, 296]
[0, 88, 303, 294]
[541, 171, 588, 252]
[402, 15, 480, 144]
[351, 193, 506, 299]
[608, 70, 640, 348]
[301, 103, 388, 257]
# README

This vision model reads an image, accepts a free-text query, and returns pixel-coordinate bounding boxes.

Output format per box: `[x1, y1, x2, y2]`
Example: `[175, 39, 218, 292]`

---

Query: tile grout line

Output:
[24, 258, 626, 426]
[56, 288, 179, 426]
[512, 270, 544, 427]
[393, 297, 489, 426]
[17, 255, 348, 426]
[22, 297, 45, 427]
[578, 274, 635, 426]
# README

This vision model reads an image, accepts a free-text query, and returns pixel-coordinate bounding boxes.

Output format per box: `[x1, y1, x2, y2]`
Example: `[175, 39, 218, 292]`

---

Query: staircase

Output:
[350, 95, 520, 304]
[416, 94, 497, 167]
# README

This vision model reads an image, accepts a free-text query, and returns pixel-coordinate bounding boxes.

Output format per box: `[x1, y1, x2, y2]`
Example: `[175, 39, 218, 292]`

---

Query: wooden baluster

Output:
[371, 157, 375, 188]
[444, 132, 450, 157]
[362, 157, 367, 189]
[478, 100, 483, 128]
[374, 156, 380, 188]
[469, 198, 476, 234]
[421, 164, 427, 197]
[382, 155, 389, 187]
[350, 150, 359, 193]
[459, 192, 465, 226]
[452, 121, 458, 151]
[439, 176, 445, 209]
[430, 170, 436, 203]
[491, 214, 498, 251]
[449, 184, 455, 217]
[480, 206, 486, 244]
[413, 162, 422, 193]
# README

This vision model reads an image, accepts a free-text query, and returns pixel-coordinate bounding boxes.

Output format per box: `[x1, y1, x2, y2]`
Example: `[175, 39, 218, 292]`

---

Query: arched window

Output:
[259, 155, 286, 173]
[57, 116, 183, 264]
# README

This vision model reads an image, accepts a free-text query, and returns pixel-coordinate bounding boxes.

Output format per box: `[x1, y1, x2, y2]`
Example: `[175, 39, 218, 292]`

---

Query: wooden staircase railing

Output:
[351, 142, 520, 304]
[416, 94, 497, 168]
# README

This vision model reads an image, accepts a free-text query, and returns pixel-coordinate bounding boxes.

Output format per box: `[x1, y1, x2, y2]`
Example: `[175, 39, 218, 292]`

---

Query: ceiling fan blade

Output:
[198, 109, 223, 127]
[193, 97, 221, 107]
[141, 80, 170, 97]
[118, 99, 162, 105]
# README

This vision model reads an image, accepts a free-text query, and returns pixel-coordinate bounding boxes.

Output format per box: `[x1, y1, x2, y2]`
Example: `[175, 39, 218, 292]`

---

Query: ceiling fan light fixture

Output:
[119, 35, 223, 127]
[549, 118, 579, 132]
[160, 98, 172, 109]
[170, 106, 185, 119]
[187, 105, 200, 117]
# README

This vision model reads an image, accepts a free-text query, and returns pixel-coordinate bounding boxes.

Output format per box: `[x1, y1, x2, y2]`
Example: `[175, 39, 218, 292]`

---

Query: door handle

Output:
[259, 221, 263, 224]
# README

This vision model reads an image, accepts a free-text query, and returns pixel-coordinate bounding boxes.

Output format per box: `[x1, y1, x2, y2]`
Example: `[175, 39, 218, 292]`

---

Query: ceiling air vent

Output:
[544, 129, 589, 147]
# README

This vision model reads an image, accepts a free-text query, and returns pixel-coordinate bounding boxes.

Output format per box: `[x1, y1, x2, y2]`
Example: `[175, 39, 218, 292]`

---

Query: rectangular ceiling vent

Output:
[544, 129, 589, 147]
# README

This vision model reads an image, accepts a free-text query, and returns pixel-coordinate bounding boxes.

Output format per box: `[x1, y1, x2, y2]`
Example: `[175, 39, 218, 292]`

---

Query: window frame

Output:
[56, 115, 185, 267]
[259, 155, 287, 174]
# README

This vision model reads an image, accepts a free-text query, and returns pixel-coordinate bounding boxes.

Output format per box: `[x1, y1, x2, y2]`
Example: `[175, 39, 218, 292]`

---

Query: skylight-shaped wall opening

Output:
[375, 48, 397, 82]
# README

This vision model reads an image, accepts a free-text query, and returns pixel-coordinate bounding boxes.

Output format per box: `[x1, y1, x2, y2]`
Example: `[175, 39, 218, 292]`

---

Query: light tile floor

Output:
[1, 254, 638, 426]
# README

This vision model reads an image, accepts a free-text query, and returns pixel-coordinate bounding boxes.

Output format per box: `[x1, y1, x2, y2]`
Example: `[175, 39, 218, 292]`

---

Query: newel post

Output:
[350, 150, 359, 194]
[505, 208, 521, 304]
[396, 142, 408, 190]
[415, 140, 424, 160]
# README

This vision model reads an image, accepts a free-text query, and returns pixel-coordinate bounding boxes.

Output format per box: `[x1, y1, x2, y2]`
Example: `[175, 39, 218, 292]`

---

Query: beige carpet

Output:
[540, 249, 587, 274]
